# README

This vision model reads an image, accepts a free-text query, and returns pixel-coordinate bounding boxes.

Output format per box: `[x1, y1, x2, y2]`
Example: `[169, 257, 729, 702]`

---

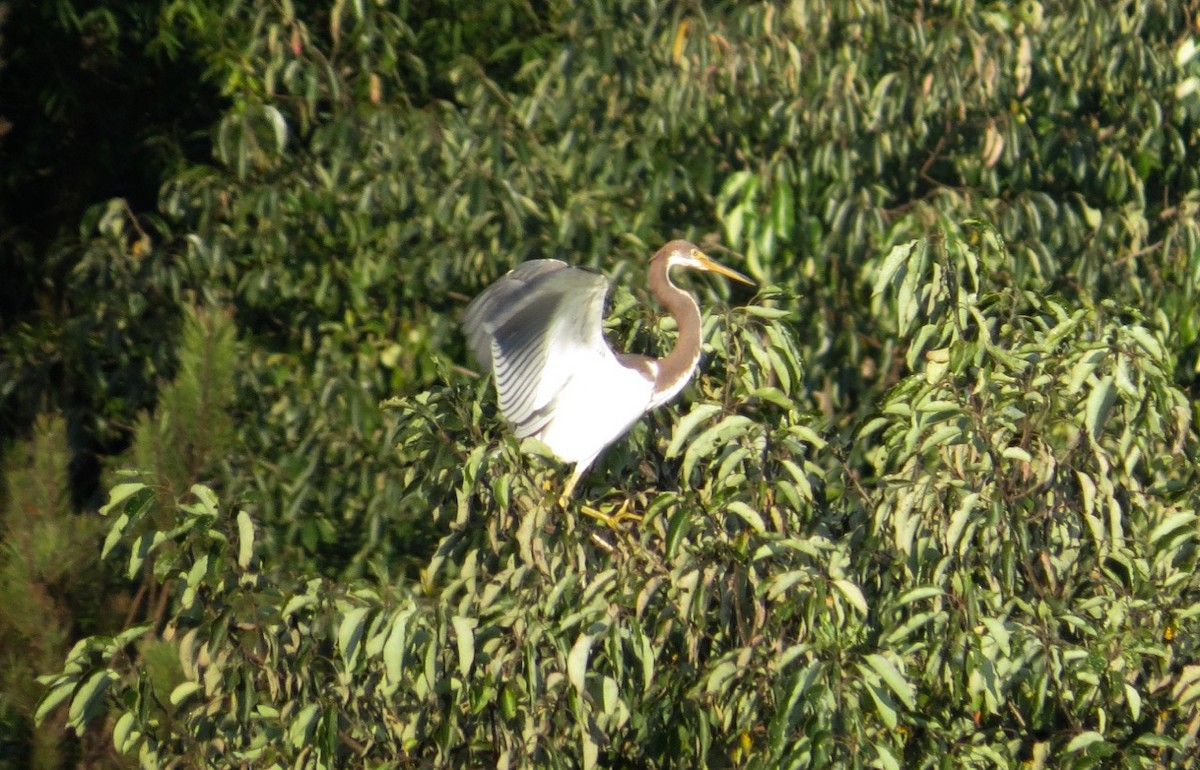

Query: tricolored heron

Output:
[463, 239, 753, 507]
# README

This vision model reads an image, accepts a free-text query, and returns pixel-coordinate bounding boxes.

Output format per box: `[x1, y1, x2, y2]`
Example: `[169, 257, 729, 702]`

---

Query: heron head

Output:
[654, 240, 754, 285]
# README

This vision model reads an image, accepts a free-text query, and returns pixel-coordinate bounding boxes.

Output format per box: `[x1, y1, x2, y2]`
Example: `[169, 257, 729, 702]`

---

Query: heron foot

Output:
[579, 499, 642, 529]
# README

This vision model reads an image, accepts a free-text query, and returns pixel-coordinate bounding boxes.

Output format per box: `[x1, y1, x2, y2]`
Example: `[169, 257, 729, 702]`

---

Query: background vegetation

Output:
[1, 0, 1199, 767]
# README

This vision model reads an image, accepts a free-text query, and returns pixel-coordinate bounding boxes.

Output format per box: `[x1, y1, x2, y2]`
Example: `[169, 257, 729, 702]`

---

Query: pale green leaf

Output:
[383, 609, 414, 685]
[726, 501, 766, 533]
[1149, 510, 1197, 548]
[112, 710, 139, 752]
[1177, 37, 1198, 66]
[1125, 325, 1165, 361]
[34, 679, 76, 726]
[337, 606, 371, 666]
[739, 305, 792, 319]
[863, 654, 916, 710]
[185, 484, 220, 517]
[595, 676, 616, 718]
[1002, 446, 1032, 462]
[896, 586, 943, 605]
[881, 610, 940, 645]
[1125, 683, 1142, 722]
[875, 743, 901, 770]
[947, 492, 980, 554]
[568, 633, 594, 695]
[169, 681, 202, 707]
[1085, 376, 1117, 442]
[1065, 731, 1106, 754]
[682, 415, 755, 482]
[67, 670, 117, 733]
[99, 482, 147, 516]
[665, 403, 722, 458]
[765, 569, 813, 600]
[236, 510, 254, 569]
[833, 579, 869, 617]
[101, 513, 130, 560]
[263, 105, 288, 152]
[860, 677, 898, 728]
[705, 660, 739, 693]
[452, 615, 477, 678]
[872, 241, 916, 296]
[288, 703, 321, 749]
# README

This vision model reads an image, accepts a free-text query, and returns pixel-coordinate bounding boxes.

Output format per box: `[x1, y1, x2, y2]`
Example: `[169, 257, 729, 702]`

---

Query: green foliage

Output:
[36, 233, 1200, 768]
[5, 0, 1200, 577]
[5, 1, 1200, 768]
[856, 231, 1200, 765]
[0, 415, 109, 770]
[132, 305, 238, 499]
[0, 0, 220, 360]
[0, 307, 236, 766]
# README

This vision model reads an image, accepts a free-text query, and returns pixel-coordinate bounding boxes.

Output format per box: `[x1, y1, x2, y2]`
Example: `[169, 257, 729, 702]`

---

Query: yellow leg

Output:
[558, 467, 584, 509]
[559, 464, 642, 529]
[579, 498, 642, 529]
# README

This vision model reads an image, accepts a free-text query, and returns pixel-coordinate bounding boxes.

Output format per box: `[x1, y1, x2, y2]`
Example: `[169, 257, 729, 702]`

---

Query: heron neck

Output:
[648, 258, 702, 405]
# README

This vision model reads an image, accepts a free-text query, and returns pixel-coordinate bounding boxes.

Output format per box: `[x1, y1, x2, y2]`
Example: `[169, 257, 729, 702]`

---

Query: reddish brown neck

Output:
[647, 255, 702, 402]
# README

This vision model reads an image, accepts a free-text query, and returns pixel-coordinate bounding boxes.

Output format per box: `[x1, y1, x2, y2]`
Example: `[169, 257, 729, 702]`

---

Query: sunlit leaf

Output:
[1085, 376, 1117, 442]
[236, 510, 255, 569]
[863, 654, 916, 711]
[67, 670, 117, 734]
[832, 579, 869, 617]
[567, 632, 594, 696]
[452, 615, 477, 678]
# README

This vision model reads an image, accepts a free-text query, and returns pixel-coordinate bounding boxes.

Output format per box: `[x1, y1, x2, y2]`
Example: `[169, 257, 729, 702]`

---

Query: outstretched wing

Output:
[462, 260, 612, 438]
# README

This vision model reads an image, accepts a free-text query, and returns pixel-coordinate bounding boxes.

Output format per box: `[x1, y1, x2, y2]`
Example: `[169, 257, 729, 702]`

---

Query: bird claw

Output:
[579, 499, 641, 529]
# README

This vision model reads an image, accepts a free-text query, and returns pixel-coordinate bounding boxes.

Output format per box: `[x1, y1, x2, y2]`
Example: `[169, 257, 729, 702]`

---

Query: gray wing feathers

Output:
[462, 259, 569, 370]
[463, 260, 611, 437]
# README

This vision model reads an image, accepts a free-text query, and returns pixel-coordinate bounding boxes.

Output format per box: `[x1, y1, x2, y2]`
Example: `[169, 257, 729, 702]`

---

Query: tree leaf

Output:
[383, 608, 415, 685]
[169, 681, 203, 706]
[1085, 376, 1117, 442]
[873, 241, 917, 296]
[34, 678, 76, 726]
[67, 670, 117, 734]
[1065, 731, 1106, 754]
[863, 654, 915, 711]
[99, 482, 147, 516]
[833, 579, 869, 617]
[568, 632, 594, 695]
[452, 615, 477, 678]
[665, 403, 722, 458]
[726, 501, 766, 533]
[1148, 510, 1196, 548]
[236, 510, 255, 569]
[681, 415, 755, 483]
[338, 606, 371, 667]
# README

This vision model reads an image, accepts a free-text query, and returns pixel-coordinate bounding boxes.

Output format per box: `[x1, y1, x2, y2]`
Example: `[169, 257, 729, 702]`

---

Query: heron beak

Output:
[692, 248, 755, 285]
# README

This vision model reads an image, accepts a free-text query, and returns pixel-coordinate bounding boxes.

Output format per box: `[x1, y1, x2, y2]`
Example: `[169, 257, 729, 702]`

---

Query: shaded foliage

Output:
[0, 416, 112, 770]
[1, 0, 1199, 767]
[39, 234, 1200, 768]
[0, 0, 218, 339]
[3, 0, 1199, 571]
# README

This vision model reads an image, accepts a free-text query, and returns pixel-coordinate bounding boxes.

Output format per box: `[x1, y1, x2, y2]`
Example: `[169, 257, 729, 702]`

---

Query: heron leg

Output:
[558, 467, 584, 509]
[579, 498, 642, 529]
[560, 464, 642, 528]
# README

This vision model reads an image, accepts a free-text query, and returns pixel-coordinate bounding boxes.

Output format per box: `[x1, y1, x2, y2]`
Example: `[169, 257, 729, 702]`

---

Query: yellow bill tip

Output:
[692, 248, 755, 285]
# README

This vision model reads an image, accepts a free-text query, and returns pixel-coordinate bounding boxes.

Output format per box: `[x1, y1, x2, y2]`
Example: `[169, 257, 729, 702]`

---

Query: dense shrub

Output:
[2, 0, 1198, 766]
[40, 232, 1200, 767]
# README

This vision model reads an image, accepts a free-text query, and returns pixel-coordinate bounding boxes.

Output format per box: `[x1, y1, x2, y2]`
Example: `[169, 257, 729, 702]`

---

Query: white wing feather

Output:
[462, 260, 612, 438]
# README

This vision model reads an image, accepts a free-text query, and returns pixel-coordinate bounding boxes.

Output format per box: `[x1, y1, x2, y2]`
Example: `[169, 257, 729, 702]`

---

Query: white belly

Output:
[534, 357, 655, 469]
